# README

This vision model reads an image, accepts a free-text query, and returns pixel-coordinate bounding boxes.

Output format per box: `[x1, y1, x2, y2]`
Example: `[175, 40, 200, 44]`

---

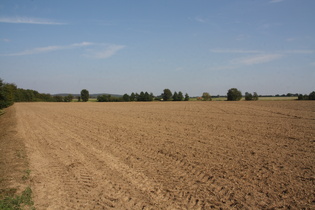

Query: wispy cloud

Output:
[1, 38, 10, 42]
[210, 48, 314, 66]
[88, 44, 125, 59]
[285, 37, 296, 42]
[1, 42, 125, 59]
[233, 54, 283, 65]
[210, 48, 314, 55]
[281, 50, 314, 54]
[194, 17, 207, 23]
[208, 65, 237, 71]
[2, 42, 93, 56]
[210, 49, 263, 54]
[270, 0, 285, 3]
[0, 17, 66, 25]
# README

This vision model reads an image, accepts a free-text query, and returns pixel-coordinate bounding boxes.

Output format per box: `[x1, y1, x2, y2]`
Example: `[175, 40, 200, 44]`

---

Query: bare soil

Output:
[0, 106, 29, 199]
[3, 101, 315, 209]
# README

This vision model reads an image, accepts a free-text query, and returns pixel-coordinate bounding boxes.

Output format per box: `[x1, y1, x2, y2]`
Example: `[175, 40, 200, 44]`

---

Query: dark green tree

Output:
[298, 94, 309, 100]
[144, 92, 150, 101]
[178, 91, 184, 101]
[97, 94, 112, 102]
[202, 92, 212, 101]
[53, 95, 64, 102]
[135, 93, 139, 101]
[253, 92, 259, 101]
[123, 94, 130, 102]
[173, 91, 178, 101]
[245, 92, 253, 101]
[184, 93, 190, 101]
[130, 92, 136, 101]
[149, 93, 154, 101]
[81, 89, 89, 102]
[139, 91, 145, 101]
[227, 88, 242, 101]
[0, 79, 17, 109]
[64, 94, 73, 102]
[162, 89, 172, 101]
[97, 95, 104, 102]
[309, 91, 315, 100]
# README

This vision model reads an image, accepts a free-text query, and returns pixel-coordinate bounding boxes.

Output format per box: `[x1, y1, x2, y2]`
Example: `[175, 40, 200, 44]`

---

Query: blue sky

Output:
[0, 0, 314, 96]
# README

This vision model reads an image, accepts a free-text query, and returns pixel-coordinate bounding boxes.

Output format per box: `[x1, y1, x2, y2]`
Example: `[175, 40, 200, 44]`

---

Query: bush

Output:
[309, 91, 315, 100]
[123, 94, 130, 102]
[0, 79, 17, 109]
[202, 92, 212, 101]
[245, 92, 253, 101]
[81, 89, 89, 102]
[184, 93, 190, 101]
[227, 88, 242, 101]
[162, 89, 172, 101]
[53, 95, 64, 102]
[64, 94, 73, 102]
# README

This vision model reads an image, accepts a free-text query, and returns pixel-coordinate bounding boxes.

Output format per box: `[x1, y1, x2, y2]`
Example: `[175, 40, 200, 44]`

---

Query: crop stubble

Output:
[13, 101, 315, 209]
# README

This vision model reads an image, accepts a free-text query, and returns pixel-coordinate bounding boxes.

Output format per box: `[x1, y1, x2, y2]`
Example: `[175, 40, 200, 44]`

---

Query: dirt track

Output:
[12, 101, 315, 209]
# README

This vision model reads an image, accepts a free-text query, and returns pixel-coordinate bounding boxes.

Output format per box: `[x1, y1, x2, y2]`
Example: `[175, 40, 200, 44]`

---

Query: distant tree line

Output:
[245, 92, 259, 101]
[1, 78, 314, 110]
[297, 91, 315, 100]
[0, 78, 16, 109]
[97, 94, 124, 102]
[0, 78, 76, 109]
[96, 89, 190, 102]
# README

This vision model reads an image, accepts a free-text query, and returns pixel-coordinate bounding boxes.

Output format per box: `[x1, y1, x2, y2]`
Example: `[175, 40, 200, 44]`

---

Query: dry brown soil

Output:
[3, 101, 315, 209]
[0, 106, 29, 199]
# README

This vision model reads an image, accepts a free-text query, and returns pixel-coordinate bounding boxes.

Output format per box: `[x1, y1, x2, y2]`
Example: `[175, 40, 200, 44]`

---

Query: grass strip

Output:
[0, 187, 34, 210]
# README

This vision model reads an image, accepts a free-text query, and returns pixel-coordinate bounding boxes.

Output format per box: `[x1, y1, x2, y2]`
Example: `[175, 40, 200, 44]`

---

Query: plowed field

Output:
[10, 101, 315, 209]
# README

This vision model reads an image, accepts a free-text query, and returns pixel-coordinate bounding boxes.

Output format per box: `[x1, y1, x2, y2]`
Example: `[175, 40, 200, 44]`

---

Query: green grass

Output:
[71, 98, 97, 102]
[22, 170, 31, 181]
[73, 96, 298, 102]
[0, 157, 34, 209]
[196, 97, 298, 101]
[257, 97, 298, 101]
[0, 187, 34, 210]
[212, 97, 227, 101]
[88, 98, 97, 102]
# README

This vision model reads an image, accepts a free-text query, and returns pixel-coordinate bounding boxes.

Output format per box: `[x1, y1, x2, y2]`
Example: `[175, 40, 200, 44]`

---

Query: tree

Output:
[135, 93, 139, 101]
[0, 79, 17, 109]
[144, 92, 150, 101]
[253, 92, 259, 101]
[298, 94, 309, 100]
[245, 92, 253, 101]
[227, 88, 242, 101]
[123, 94, 130, 102]
[139, 91, 145, 101]
[173, 91, 178, 101]
[97, 94, 111, 102]
[53, 95, 63, 102]
[64, 94, 73, 102]
[178, 91, 184, 101]
[130, 92, 136, 101]
[81, 89, 89, 102]
[202, 92, 212, 101]
[184, 93, 190, 101]
[309, 91, 315, 100]
[149, 92, 154, 101]
[162, 89, 172, 101]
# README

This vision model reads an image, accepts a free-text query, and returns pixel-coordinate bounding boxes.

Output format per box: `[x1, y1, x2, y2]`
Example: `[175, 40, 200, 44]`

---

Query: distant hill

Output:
[54, 93, 123, 98]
